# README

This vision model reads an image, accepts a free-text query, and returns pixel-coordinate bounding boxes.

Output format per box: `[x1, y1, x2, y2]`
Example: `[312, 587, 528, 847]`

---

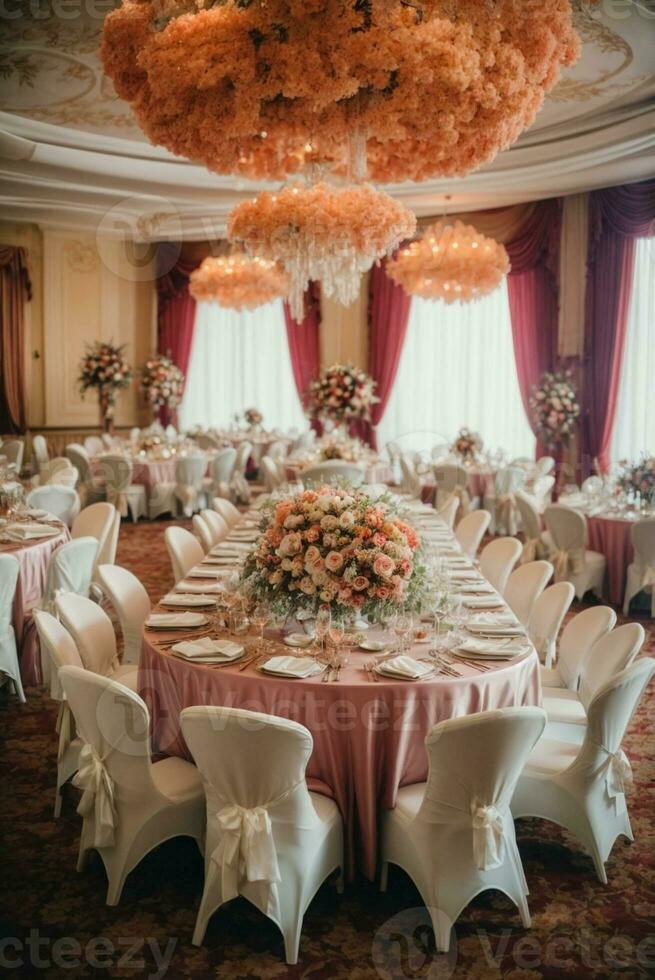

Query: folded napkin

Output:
[449, 571, 485, 582]
[1, 522, 60, 541]
[261, 656, 324, 678]
[189, 565, 234, 577]
[443, 558, 473, 568]
[463, 596, 505, 609]
[175, 580, 226, 594]
[468, 612, 519, 627]
[146, 611, 207, 629]
[161, 593, 217, 607]
[455, 583, 497, 595]
[457, 638, 528, 659]
[214, 542, 252, 553]
[172, 638, 244, 661]
[375, 655, 434, 680]
[227, 531, 258, 541]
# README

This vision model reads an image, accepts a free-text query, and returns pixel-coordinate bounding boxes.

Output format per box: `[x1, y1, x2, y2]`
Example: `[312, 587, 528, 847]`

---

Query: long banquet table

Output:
[138, 500, 541, 880]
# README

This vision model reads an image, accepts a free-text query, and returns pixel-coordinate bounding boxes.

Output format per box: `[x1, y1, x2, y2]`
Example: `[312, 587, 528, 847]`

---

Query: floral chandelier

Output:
[228, 181, 416, 321]
[102, 0, 581, 182]
[189, 254, 289, 311]
[387, 220, 510, 304]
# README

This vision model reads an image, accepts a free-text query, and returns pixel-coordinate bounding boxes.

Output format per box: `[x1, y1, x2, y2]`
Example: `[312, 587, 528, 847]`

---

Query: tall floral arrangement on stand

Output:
[452, 428, 483, 462]
[308, 364, 378, 431]
[240, 485, 427, 623]
[530, 370, 580, 450]
[78, 341, 132, 434]
[617, 456, 655, 508]
[140, 355, 185, 426]
[244, 407, 264, 429]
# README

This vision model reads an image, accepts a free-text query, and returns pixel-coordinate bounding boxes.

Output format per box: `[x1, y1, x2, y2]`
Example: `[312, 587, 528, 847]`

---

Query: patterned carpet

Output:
[1, 518, 653, 979]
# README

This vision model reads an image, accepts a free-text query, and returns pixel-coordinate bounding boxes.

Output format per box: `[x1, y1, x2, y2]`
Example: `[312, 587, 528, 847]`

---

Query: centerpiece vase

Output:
[98, 388, 115, 435]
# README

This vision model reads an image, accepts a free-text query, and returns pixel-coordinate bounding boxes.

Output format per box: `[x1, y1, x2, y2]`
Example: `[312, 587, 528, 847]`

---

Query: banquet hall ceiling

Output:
[0, 1, 654, 240]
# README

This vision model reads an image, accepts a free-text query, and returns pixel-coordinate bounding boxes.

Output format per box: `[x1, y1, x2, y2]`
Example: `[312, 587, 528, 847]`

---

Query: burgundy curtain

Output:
[580, 180, 655, 475]
[0, 246, 30, 433]
[505, 200, 561, 459]
[283, 283, 322, 432]
[358, 259, 412, 449]
[156, 243, 199, 425]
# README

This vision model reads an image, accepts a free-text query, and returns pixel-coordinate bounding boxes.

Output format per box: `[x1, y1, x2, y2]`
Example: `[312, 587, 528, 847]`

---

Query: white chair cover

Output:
[66, 444, 106, 505]
[514, 490, 546, 563]
[200, 509, 229, 547]
[479, 537, 522, 595]
[60, 666, 204, 904]
[504, 560, 553, 625]
[209, 448, 237, 498]
[534, 456, 555, 478]
[0, 554, 25, 702]
[455, 511, 491, 558]
[181, 705, 343, 962]
[192, 514, 213, 553]
[32, 434, 49, 470]
[97, 455, 133, 517]
[543, 504, 606, 600]
[56, 593, 121, 678]
[42, 537, 98, 613]
[165, 526, 205, 583]
[212, 497, 242, 527]
[381, 707, 546, 952]
[433, 462, 471, 523]
[84, 436, 105, 456]
[97, 565, 151, 666]
[261, 456, 284, 493]
[513, 659, 655, 883]
[541, 606, 616, 691]
[527, 581, 574, 667]
[623, 518, 655, 616]
[27, 485, 80, 527]
[435, 495, 458, 530]
[486, 466, 526, 535]
[175, 455, 208, 517]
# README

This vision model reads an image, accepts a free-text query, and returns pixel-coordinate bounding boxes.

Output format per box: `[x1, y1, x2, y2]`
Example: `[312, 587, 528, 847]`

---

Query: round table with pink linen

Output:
[587, 514, 635, 607]
[421, 467, 496, 507]
[139, 628, 541, 880]
[1, 525, 70, 685]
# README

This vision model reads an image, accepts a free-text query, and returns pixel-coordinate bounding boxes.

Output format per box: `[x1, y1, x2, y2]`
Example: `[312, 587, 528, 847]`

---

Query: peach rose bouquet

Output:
[240, 485, 427, 623]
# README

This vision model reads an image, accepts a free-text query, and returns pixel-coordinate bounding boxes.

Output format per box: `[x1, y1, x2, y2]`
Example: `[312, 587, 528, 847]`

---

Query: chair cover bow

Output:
[470, 801, 505, 870]
[443, 486, 470, 526]
[105, 483, 129, 518]
[521, 536, 541, 564]
[212, 804, 281, 904]
[72, 743, 116, 847]
[553, 546, 585, 582]
[601, 746, 633, 812]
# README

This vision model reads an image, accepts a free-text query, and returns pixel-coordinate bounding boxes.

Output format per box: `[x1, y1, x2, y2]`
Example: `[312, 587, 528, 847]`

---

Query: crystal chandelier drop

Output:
[387, 220, 510, 304]
[189, 254, 289, 311]
[228, 181, 416, 321]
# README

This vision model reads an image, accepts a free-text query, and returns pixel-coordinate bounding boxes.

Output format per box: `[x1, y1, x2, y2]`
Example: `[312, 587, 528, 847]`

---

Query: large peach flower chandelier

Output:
[228, 181, 416, 321]
[189, 254, 288, 311]
[101, 0, 581, 182]
[387, 220, 510, 304]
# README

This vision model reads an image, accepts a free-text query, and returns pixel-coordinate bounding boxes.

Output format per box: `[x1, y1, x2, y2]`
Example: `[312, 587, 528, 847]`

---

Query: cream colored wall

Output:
[319, 271, 369, 370]
[41, 231, 155, 428]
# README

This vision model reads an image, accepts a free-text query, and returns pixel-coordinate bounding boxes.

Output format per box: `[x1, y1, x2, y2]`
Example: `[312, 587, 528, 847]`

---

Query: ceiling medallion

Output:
[102, 0, 581, 182]
[189, 253, 289, 311]
[387, 220, 511, 304]
[227, 180, 416, 321]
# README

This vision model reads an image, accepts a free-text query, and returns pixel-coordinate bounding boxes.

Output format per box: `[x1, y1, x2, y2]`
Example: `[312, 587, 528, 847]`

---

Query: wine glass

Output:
[315, 605, 331, 658]
[392, 611, 412, 655]
[328, 621, 345, 656]
[251, 603, 270, 652]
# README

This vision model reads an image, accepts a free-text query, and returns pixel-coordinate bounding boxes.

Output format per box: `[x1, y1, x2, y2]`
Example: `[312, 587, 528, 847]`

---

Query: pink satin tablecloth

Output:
[587, 515, 634, 606]
[1, 527, 70, 686]
[139, 630, 541, 879]
[421, 468, 496, 507]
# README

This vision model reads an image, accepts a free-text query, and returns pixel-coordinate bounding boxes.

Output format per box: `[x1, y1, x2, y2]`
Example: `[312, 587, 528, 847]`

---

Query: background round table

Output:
[0, 525, 70, 685]
[139, 629, 541, 880]
[587, 514, 635, 606]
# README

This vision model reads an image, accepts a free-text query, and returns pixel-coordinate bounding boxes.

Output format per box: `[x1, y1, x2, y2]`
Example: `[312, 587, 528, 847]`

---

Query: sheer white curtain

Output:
[611, 236, 655, 463]
[179, 300, 306, 431]
[377, 282, 535, 457]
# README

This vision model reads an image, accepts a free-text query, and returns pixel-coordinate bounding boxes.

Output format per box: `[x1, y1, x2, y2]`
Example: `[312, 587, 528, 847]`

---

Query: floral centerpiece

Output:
[78, 341, 132, 433]
[141, 355, 184, 422]
[617, 456, 655, 504]
[309, 364, 378, 428]
[244, 407, 264, 428]
[240, 485, 427, 623]
[320, 435, 364, 463]
[452, 428, 483, 462]
[530, 370, 580, 449]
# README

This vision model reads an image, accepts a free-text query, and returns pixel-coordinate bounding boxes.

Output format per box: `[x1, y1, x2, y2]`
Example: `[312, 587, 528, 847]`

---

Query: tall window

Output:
[377, 282, 535, 458]
[179, 300, 306, 431]
[610, 236, 655, 463]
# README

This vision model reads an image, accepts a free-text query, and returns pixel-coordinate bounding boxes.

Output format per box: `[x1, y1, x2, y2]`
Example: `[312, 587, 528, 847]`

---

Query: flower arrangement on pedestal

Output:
[617, 456, 655, 504]
[320, 435, 364, 463]
[244, 407, 264, 428]
[387, 221, 510, 304]
[530, 370, 580, 449]
[452, 428, 483, 462]
[189, 254, 288, 311]
[141, 355, 184, 419]
[228, 181, 415, 320]
[309, 364, 378, 427]
[78, 341, 132, 433]
[240, 485, 427, 623]
[102, 0, 580, 182]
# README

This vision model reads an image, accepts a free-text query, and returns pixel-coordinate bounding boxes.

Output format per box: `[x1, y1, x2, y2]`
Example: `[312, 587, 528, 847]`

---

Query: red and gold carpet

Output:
[0, 520, 653, 979]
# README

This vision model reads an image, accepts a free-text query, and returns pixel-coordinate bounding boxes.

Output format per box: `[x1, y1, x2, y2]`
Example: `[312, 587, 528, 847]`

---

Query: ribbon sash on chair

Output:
[553, 546, 585, 582]
[72, 743, 117, 847]
[599, 743, 633, 814]
[105, 483, 129, 518]
[470, 800, 505, 870]
[212, 804, 281, 906]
